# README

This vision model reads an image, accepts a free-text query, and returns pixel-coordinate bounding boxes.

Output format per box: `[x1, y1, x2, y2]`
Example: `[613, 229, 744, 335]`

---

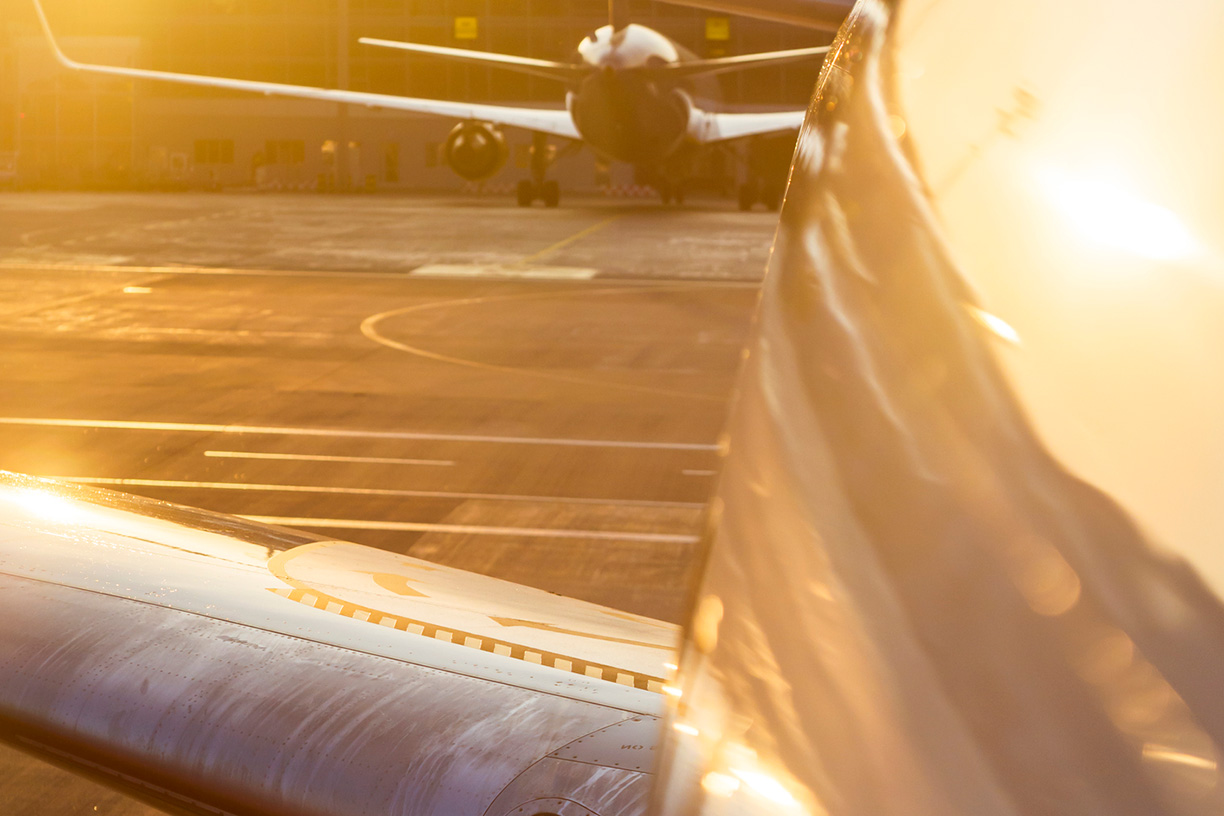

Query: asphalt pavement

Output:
[0, 191, 772, 815]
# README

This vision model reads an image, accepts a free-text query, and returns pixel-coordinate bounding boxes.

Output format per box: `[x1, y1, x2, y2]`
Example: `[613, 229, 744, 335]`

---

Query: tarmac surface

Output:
[0, 191, 773, 814]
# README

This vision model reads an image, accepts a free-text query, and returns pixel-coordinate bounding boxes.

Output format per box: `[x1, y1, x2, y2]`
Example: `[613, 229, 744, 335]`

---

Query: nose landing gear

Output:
[517, 132, 561, 208]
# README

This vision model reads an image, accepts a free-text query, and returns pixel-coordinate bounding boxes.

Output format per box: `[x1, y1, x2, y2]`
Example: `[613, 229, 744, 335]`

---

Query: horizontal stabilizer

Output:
[30, 0, 580, 140]
[358, 38, 588, 83]
[659, 44, 830, 78]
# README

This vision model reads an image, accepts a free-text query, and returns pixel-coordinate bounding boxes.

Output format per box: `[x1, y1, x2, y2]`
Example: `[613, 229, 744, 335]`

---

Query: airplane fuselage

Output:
[567, 25, 698, 169]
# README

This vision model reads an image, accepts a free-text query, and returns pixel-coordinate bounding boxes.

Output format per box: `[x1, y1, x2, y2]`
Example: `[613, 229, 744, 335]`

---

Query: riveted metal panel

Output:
[548, 716, 660, 772]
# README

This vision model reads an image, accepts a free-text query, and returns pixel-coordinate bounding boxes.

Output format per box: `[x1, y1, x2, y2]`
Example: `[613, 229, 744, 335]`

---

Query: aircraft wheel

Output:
[516, 180, 536, 207]
[737, 181, 758, 212]
[542, 180, 560, 208]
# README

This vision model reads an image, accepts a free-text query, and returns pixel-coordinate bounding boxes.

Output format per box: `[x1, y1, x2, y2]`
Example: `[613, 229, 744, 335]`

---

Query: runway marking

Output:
[0, 261, 419, 281]
[97, 327, 340, 340]
[682, 469, 718, 477]
[0, 417, 718, 451]
[520, 215, 623, 264]
[204, 450, 456, 467]
[0, 286, 154, 320]
[249, 516, 699, 544]
[19, 227, 57, 247]
[361, 283, 738, 402]
[411, 264, 597, 280]
[0, 261, 763, 287]
[55, 475, 706, 509]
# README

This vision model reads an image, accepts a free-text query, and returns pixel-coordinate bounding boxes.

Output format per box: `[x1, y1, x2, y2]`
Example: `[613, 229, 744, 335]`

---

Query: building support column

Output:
[335, 0, 351, 191]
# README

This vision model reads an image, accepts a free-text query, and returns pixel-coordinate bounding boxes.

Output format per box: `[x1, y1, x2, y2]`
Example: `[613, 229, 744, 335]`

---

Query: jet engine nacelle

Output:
[444, 121, 509, 182]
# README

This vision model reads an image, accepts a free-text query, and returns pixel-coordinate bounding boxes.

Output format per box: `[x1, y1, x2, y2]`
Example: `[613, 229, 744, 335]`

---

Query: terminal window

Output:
[194, 139, 234, 164]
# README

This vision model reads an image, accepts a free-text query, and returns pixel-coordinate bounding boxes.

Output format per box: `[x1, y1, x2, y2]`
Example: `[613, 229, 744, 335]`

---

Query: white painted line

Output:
[56, 476, 706, 510]
[240, 515, 700, 544]
[109, 327, 338, 340]
[682, 469, 718, 477]
[0, 262, 417, 281]
[412, 264, 598, 280]
[0, 417, 718, 452]
[122, 286, 153, 294]
[0, 261, 762, 288]
[204, 450, 456, 467]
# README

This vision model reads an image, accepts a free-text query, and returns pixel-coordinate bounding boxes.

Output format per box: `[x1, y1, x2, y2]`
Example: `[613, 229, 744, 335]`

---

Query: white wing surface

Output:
[0, 473, 671, 816]
[32, 0, 581, 140]
[660, 45, 830, 79]
[358, 38, 588, 83]
[689, 109, 807, 143]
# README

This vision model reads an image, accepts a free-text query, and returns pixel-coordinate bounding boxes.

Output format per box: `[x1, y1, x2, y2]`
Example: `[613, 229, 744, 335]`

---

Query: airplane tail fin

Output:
[358, 38, 587, 83]
[609, 0, 631, 31]
[653, 1, 1224, 815]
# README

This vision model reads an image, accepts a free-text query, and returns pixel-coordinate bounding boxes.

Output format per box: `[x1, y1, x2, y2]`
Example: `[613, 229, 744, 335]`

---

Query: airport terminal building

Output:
[0, 0, 825, 193]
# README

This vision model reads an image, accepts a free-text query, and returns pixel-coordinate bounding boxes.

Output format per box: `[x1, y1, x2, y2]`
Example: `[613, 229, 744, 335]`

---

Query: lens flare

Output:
[1037, 166, 1197, 261]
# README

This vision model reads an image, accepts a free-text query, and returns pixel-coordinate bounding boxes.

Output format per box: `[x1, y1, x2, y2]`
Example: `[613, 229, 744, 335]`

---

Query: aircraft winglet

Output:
[30, 0, 79, 70]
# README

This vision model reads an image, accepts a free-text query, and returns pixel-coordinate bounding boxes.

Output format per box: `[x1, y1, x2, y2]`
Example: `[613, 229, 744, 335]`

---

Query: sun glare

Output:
[964, 304, 1021, 345]
[731, 767, 802, 808]
[1036, 166, 1197, 261]
[4, 488, 90, 526]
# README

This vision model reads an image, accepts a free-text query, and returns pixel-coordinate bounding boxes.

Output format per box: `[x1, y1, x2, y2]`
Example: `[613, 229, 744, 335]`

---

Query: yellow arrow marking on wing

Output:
[369, 572, 429, 598]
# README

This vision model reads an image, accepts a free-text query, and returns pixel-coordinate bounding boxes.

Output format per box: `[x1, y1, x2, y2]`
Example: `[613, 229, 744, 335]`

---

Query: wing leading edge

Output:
[30, 0, 580, 140]
[662, 45, 831, 79]
[357, 38, 589, 83]
[690, 109, 807, 143]
[361, 36, 829, 82]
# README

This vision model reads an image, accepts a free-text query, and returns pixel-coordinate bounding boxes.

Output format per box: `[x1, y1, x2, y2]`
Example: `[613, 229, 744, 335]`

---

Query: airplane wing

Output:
[31, 0, 581, 140]
[357, 38, 829, 83]
[358, 38, 588, 83]
[0, 472, 673, 815]
[660, 45, 831, 79]
[690, 109, 806, 143]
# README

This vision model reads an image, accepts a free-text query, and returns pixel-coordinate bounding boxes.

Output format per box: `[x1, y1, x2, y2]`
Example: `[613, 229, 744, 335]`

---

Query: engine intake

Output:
[444, 122, 509, 182]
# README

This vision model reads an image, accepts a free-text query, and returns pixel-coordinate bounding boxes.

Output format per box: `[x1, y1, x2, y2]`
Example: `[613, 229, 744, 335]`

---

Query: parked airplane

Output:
[30, 0, 827, 208]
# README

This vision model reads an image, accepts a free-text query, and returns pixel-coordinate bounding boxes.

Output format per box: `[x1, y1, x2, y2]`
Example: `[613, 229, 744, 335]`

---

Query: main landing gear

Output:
[517, 133, 560, 208]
